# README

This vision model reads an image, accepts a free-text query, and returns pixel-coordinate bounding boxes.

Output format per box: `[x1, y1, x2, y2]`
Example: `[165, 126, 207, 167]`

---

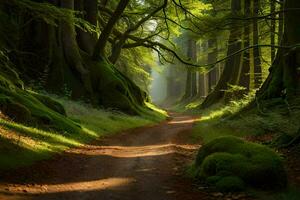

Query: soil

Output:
[0, 113, 214, 200]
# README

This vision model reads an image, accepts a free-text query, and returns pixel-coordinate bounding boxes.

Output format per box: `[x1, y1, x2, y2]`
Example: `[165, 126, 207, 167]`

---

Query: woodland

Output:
[0, 0, 300, 200]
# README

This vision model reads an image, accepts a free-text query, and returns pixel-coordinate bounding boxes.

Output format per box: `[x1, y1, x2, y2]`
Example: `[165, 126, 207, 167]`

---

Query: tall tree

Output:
[270, 0, 276, 61]
[253, 0, 262, 88]
[207, 38, 219, 92]
[201, 0, 243, 108]
[239, 0, 251, 92]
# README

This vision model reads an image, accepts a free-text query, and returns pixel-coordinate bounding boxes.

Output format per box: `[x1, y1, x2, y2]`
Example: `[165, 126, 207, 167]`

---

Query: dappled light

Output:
[1, 177, 136, 194]
[69, 143, 200, 158]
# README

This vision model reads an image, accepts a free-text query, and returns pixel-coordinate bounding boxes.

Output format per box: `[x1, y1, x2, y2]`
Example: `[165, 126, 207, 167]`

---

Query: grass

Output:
[0, 96, 166, 170]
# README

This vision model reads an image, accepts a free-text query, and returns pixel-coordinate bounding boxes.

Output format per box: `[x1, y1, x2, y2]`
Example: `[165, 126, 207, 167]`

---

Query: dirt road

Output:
[0, 113, 212, 200]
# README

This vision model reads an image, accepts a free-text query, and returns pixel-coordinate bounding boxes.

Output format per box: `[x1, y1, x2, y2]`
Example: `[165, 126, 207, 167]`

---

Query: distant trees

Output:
[199, 0, 297, 108]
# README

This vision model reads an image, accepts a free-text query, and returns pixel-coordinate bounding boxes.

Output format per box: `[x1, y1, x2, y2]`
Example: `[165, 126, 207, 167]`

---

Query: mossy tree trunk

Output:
[257, 0, 300, 100]
[60, 0, 94, 100]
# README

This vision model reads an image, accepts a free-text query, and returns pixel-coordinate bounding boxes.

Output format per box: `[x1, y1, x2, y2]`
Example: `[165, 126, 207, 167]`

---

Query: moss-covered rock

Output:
[194, 136, 287, 191]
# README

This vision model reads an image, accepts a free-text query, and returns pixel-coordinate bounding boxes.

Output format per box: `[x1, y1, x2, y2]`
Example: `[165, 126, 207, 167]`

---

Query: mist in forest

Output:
[149, 66, 168, 105]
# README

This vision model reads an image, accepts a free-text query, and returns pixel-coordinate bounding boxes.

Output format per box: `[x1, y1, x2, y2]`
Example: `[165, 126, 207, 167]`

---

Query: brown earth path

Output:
[0, 113, 219, 200]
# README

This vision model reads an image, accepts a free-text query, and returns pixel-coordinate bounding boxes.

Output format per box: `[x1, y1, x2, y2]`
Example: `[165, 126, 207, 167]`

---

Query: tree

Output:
[253, 0, 262, 88]
[257, 0, 300, 100]
[201, 0, 244, 108]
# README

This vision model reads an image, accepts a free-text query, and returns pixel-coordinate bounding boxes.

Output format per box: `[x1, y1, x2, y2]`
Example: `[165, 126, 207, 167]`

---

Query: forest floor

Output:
[0, 113, 222, 200]
[0, 112, 299, 199]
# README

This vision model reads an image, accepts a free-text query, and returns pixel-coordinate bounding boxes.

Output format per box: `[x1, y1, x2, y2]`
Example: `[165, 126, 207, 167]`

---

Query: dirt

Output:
[0, 113, 219, 200]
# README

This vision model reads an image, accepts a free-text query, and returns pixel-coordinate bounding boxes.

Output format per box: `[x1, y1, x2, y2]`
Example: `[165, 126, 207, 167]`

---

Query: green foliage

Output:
[192, 136, 287, 191]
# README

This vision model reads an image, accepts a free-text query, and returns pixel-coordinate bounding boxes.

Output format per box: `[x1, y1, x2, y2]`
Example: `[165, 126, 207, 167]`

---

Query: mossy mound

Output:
[194, 136, 287, 191]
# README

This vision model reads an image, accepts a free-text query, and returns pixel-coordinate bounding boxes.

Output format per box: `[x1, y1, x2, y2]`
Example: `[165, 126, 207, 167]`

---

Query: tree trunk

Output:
[60, 0, 94, 99]
[76, 0, 98, 55]
[184, 69, 192, 99]
[183, 38, 198, 99]
[239, 0, 251, 92]
[278, 0, 284, 44]
[201, 0, 243, 108]
[207, 38, 218, 92]
[270, 0, 276, 61]
[253, 0, 262, 88]
[109, 37, 126, 64]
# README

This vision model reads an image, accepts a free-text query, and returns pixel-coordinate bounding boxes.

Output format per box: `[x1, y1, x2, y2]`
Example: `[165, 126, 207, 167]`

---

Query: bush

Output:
[194, 136, 287, 191]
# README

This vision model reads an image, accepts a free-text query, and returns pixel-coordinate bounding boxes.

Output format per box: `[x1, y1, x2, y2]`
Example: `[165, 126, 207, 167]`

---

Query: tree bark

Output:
[183, 38, 198, 99]
[76, 0, 98, 55]
[270, 0, 276, 61]
[253, 0, 262, 88]
[239, 0, 251, 92]
[60, 0, 94, 98]
[207, 38, 218, 92]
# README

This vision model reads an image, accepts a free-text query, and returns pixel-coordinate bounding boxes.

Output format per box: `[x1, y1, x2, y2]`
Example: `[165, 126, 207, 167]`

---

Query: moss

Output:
[0, 85, 81, 133]
[215, 176, 245, 192]
[30, 92, 66, 116]
[194, 136, 287, 191]
[84, 55, 149, 115]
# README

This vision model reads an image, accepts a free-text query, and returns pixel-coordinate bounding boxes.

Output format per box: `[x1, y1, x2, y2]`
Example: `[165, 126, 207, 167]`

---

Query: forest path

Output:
[0, 113, 212, 200]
